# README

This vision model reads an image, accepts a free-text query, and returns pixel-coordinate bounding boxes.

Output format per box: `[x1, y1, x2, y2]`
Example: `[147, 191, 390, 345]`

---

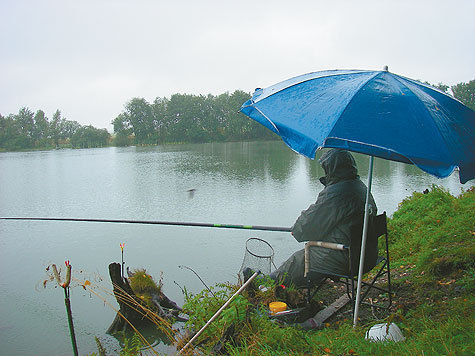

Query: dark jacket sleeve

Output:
[291, 181, 361, 242]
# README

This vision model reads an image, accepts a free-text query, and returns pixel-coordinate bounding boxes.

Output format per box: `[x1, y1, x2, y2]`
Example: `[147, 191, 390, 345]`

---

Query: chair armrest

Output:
[306, 241, 347, 251]
[304, 241, 348, 277]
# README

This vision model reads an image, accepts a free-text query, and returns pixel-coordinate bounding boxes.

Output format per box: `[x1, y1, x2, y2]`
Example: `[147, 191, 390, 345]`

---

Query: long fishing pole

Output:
[0, 217, 291, 232]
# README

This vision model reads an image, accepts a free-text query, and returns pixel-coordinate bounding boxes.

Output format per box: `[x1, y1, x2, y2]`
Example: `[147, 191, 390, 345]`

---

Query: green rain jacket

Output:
[271, 149, 378, 287]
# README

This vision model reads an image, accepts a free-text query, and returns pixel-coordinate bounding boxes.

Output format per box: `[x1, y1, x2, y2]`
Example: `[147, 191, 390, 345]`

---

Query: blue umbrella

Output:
[240, 68, 474, 183]
[240, 68, 475, 325]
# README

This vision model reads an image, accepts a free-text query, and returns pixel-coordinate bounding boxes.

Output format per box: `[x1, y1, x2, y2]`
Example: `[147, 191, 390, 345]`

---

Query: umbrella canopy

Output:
[240, 69, 475, 183]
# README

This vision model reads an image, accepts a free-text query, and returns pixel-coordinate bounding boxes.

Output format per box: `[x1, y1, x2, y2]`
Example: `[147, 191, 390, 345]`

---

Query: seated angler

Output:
[270, 149, 379, 287]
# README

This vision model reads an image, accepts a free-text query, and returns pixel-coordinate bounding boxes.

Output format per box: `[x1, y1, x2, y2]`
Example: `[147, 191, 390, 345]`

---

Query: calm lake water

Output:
[0, 141, 472, 355]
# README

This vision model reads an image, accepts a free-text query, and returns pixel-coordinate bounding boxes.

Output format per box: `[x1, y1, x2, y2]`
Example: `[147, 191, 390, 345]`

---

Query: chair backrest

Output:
[371, 212, 390, 274]
[372, 212, 388, 239]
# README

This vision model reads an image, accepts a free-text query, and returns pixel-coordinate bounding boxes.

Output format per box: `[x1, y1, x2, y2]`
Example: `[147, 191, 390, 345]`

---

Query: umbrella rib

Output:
[254, 70, 371, 102]
[257, 105, 320, 158]
[394, 74, 464, 104]
[390, 75, 456, 167]
[254, 106, 280, 134]
[324, 137, 412, 164]
[323, 71, 381, 144]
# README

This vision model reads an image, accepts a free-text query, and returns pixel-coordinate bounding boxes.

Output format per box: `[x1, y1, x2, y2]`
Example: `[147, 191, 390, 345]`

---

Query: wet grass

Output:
[88, 186, 474, 355]
[128, 269, 163, 307]
[177, 186, 475, 355]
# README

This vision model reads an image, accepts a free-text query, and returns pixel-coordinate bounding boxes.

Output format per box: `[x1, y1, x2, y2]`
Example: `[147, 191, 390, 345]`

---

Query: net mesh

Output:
[239, 237, 275, 277]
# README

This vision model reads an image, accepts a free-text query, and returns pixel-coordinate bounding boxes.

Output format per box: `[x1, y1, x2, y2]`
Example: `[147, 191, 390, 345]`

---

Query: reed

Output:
[79, 274, 176, 356]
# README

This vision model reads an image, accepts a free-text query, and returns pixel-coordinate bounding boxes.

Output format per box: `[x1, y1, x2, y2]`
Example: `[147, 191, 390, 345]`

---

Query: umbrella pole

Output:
[353, 155, 374, 327]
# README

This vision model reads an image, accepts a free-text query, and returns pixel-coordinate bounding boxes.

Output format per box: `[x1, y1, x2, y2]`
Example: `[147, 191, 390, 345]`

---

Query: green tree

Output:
[424, 81, 449, 93]
[212, 92, 233, 140]
[112, 113, 132, 135]
[168, 93, 211, 143]
[163, 94, 187, 142]
[151, 97, 169, 143]
[111, 113, 133, 146]
[221, 90, 273, 141]
[228, 90, 256, 139]
[32, 110, 50, 146]
[0, 114, 19, 149]
[179, 94, 212, 143]
[50, 109, 64, 147]
[113, 91, 278, 144]
[71, 125, 110, 148]
[62, 120, 81, 140]
[123, 98, 156, 144]
[435, 82, 449, 93]
[451, 79, 475, 111]
[0, 114, 6, 146]
[1, 107, 113, 150]
[15, 107, 35, 148]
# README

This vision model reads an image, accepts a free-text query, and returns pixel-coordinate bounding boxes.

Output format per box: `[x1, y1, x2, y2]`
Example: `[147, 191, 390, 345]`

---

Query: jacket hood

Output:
[319, 149, 358, 186]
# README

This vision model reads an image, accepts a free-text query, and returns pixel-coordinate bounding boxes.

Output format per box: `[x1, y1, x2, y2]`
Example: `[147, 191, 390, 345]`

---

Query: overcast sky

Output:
[1, 0, 474, 132]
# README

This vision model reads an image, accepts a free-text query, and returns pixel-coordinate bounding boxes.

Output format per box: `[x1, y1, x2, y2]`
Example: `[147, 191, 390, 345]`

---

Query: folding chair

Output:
[303, 212, 392, 311]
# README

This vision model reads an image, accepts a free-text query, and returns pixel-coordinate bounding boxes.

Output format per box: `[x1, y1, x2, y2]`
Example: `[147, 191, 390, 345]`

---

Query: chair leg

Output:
[306, 281, 311, 305]
[344, 277, 356, 302]
[357, 260, 392, 309]
[305, 278, 327, 305]
[387, 260, 392, 307]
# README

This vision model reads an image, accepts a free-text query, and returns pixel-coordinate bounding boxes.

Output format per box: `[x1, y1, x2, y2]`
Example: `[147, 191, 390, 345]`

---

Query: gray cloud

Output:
[1, 0, 474, 131]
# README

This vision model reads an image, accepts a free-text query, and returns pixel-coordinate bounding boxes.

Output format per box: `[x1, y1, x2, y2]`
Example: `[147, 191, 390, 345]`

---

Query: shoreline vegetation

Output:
[84, 186, 474, 355]
[0, 91, 276, 152]
[1, 79, 474, 153]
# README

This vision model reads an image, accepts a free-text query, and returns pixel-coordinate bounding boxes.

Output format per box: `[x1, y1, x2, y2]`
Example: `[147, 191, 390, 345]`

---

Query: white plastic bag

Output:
[365, 322, 405, 342]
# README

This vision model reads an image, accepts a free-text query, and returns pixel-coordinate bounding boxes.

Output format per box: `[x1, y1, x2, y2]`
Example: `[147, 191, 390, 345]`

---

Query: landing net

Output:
[239, 237, 275, 277]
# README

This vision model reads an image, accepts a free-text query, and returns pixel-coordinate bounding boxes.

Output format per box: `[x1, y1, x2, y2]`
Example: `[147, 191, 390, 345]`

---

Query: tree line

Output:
[111, 90, 276, 146]
[0, 108, 110, 150]
[1, 80, 473, 151]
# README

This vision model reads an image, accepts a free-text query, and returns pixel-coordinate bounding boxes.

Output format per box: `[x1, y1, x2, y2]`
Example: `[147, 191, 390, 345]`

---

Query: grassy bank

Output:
[176, 186, 474, 356]
[89, 186, 474, 355]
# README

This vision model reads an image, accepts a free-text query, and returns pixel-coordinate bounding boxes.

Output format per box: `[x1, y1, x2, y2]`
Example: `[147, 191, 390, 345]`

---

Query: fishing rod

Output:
[0, 217, 292, 232]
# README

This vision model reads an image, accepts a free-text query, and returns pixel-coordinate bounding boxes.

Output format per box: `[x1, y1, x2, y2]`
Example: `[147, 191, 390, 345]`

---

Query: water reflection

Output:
[0, 141, 472, 356]
[168, 141, 299, 182]
[108, 326, 174, 350]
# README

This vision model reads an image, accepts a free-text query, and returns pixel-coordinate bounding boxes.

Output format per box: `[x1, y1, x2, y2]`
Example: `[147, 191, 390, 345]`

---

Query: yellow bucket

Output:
[269, 301, 287, 314]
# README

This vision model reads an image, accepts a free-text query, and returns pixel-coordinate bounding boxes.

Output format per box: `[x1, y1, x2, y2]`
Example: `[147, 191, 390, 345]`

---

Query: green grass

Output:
[389, 186, 474, 276]
[179, 186, 475, 356]
[128, 268, 163, 307]
[88, 186, 474, 355]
